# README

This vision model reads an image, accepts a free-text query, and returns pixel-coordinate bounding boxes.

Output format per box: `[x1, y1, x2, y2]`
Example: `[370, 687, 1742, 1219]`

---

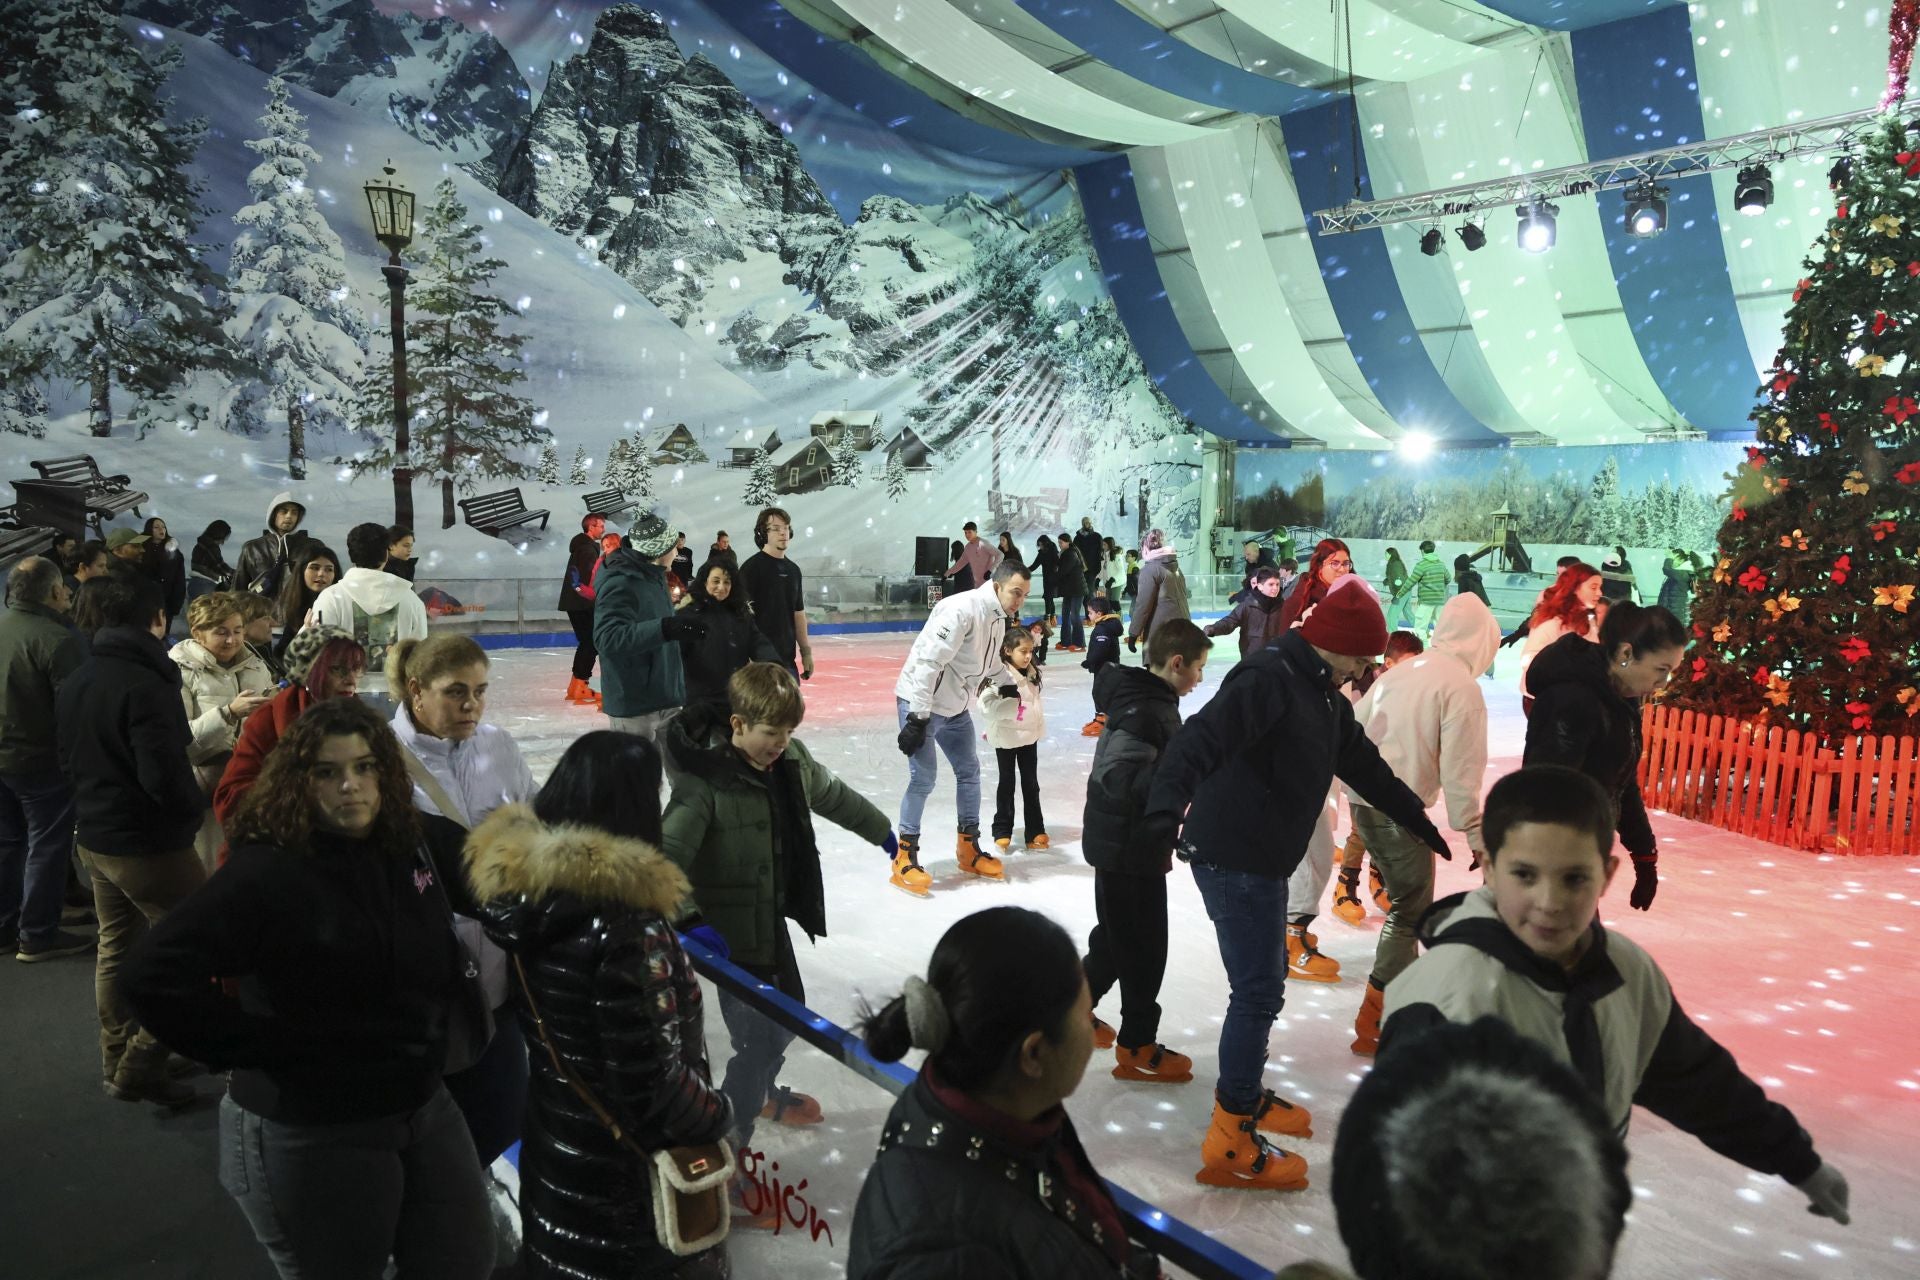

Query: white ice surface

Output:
[483, 633, 1919, 1278]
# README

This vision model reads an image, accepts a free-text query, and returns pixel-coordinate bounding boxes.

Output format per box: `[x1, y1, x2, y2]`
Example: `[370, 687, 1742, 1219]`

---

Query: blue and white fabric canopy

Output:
[761, 0, 1896, 445]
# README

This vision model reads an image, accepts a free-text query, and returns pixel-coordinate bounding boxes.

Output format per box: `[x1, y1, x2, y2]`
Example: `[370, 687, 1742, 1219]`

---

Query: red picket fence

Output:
[1638, 705, 1918, 854]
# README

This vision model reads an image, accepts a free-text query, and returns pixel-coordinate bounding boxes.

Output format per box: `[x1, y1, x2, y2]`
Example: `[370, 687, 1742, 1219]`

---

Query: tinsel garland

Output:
[1886, 0, 1918, 111]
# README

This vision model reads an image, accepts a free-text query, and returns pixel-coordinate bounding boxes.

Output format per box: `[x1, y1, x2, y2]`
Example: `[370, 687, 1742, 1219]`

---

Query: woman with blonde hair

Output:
[172, 591, 276, 869]
[388, 633, 536, 1167]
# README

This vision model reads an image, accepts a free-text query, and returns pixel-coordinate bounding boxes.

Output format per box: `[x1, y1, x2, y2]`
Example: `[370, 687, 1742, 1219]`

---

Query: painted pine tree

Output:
[226, 77, 366, 480]
[831, 431, 861, 487]
[568, 444, 590, 485]
[358, 179, 545, 529]
[0, 380, 48, 438]
[0, 0, 241, 437]
[1666, 115, 1920, 739]
[744, 447, 777, 507]
[885, 447, 909, 502]
[602, 437, 629, 488]
[625, 438, 656, 506]
[536, 438, 560, 484]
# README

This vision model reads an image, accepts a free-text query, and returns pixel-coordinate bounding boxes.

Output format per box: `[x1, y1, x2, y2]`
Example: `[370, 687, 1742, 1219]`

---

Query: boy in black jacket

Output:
[55, 572, 207, 1108]
[1381, 766, 1851, 1228]
[1081, 620, 1210, 1084]
[1143, 577, 1449, 1192]
[1077, 595, 1126, 736]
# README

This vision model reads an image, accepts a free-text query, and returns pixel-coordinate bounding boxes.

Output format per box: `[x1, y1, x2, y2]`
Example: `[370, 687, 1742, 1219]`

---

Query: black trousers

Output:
[566, 608, 596, 680]
[991, 744, 1045, 841]
[1083, 869, 1169, 1050]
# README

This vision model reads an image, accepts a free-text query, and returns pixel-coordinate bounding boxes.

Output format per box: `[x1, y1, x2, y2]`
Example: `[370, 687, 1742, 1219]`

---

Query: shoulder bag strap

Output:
[512, 952, 651, 1158]
[401, 745, 471, 829]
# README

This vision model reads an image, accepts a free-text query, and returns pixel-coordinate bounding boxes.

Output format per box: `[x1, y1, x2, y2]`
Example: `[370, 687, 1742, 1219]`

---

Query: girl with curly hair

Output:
[1519, 562, 1603, 713]
[122, 698, 493, 1280]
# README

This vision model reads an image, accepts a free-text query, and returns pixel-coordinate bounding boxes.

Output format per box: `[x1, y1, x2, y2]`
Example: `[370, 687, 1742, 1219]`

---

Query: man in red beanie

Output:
[1142, 574, 1452, 1192]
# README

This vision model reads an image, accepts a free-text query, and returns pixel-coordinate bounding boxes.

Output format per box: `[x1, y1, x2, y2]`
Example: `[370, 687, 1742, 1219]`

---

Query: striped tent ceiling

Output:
[763, 0, 1896, 446]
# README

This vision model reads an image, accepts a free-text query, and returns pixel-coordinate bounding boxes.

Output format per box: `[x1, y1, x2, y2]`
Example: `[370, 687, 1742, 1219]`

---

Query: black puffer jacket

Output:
[677, 587, 777, 713]
[1054, 543, 1087, 598]
[1146, 631, 1446, 877]
[849, 1074, 1158, 1280]
[1083, 666, 1182, 875]
[1521, 633, 1657, 862]
[466, 804, 731, 1280]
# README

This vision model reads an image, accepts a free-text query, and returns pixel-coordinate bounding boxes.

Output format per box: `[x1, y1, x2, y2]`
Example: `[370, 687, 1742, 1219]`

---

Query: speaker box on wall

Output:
[914, 536, 949, 577]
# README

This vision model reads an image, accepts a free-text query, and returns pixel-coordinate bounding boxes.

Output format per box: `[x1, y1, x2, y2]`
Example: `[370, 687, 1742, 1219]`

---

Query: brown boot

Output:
[1352, 979, 1385, 1057]
[105, 1041, 196, 1110]
[957, 832, 1004, 880]
[1197, 1100, 1309, 1191]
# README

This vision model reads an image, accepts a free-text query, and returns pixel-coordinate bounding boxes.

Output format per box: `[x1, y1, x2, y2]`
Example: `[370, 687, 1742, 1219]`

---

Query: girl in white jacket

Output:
[982, 625, 1048, 852]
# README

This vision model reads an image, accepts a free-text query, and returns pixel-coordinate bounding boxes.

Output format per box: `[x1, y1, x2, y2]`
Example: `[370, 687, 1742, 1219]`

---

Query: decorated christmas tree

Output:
[1669, 110, 1919, 739]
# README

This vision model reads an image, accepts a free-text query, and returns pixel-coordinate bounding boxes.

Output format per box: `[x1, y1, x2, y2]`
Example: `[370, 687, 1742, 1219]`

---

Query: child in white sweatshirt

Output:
[981, 624, 1047, 852]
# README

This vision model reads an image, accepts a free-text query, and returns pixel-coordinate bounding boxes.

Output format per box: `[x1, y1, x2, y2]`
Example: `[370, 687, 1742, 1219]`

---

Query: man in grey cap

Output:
[105, 528, 149, 564]
[593, 508, 706, 745]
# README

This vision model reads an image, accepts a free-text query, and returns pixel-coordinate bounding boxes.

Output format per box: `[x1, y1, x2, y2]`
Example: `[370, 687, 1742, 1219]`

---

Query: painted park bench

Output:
[457, 487, 551, 538]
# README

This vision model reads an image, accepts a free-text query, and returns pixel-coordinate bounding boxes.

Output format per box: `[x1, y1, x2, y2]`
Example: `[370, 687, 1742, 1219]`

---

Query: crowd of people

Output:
[0, 500, 1853, 1280]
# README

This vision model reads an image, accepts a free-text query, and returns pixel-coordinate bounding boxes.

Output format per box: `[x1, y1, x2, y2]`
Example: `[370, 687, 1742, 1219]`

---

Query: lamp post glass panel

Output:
[365, 164, 416, 528]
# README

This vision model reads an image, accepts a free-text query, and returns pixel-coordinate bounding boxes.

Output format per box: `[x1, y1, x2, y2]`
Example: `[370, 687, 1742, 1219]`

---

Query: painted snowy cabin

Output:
[646, 422, 707, 466]
[721, 429, 782, 469]
[772, 437, 834, 495]
[884, 425, 934, 471]
[809, 411, 881, 450]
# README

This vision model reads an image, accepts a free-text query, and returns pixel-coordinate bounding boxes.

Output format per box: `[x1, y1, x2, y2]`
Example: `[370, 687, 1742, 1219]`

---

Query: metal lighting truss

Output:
[1312, 100, 1920, 235]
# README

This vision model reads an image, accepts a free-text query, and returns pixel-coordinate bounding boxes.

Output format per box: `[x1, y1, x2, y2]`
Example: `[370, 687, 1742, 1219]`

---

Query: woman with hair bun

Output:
[1523, 601, 1688, 912]
[849, 907, 1159, 1279]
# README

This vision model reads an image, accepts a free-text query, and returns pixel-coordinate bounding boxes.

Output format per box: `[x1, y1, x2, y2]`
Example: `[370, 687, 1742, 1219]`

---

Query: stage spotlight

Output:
[1398, 430, 1436, 462]
[1419, 227, 1444, 256]
[1734, 164, 1774, 215]
[1516, 200, 1558, 253]
[1624, 181, 1668, 237]
[1455, 221, 1487, 251]
[1828, 154, 1853, 189]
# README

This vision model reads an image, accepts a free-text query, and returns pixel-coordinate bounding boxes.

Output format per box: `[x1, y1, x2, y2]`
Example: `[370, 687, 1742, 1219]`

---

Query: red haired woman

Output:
[1518, 562, 1604, 713]
[1275, 538, 1355, 634]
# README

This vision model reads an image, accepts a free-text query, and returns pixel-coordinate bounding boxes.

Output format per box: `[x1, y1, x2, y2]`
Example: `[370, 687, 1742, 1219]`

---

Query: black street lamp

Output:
[364, 162, 417, 528]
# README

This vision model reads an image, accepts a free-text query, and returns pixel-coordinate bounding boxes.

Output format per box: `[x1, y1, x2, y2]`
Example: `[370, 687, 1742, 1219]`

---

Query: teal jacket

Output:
[1408, 554, 1451, 605]
[591, 549, 684, 717]
[660, 704, 890, 967]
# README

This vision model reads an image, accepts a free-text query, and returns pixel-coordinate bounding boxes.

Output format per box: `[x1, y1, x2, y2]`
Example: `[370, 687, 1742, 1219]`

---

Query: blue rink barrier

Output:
[469, 612, 1234, 652]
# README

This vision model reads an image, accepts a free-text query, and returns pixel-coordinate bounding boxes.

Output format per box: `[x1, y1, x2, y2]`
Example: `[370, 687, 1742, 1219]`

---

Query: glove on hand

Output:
[1794, 1161, 1850, 1226]
[1630, 858, 1659, 911]
[684, 924, 730, 961]
[882, 831, 899, 857]
[1141, 812, 1179, 862]
[897, 715, 929, 757]
[996, 684, 1018, 700]
[1411, 817, 1452, 861]
[1125, 635, 1138, 652]
[661, 615, 707, 643]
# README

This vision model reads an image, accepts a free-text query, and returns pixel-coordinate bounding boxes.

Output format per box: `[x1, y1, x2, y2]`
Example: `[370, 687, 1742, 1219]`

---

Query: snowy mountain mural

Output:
[0, 0, 1196, 595]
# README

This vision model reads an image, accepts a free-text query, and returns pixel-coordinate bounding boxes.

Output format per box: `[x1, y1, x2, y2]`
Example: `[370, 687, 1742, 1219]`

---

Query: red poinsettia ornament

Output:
[1738, 565, 1769, 593]
[1847, 701, 1875, 730]
[1898, 461, 1920, 485]
[1833, 554, 1853, 584]
[1887, 395, 1920, 424]
[1873, 310, 1898, 335]
[1839, 637, 1872, 664]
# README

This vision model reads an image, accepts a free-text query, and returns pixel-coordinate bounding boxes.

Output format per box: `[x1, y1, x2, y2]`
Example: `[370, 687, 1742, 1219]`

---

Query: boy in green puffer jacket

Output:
[661, 661, 895, 1147]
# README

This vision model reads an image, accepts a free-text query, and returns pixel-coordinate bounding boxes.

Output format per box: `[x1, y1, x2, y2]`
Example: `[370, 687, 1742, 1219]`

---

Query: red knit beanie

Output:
[1299, 575, 1387, 656]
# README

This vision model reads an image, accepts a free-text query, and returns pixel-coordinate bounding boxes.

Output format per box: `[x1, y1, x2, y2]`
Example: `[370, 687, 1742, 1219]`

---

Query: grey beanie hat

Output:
[628, 508, 676, 558]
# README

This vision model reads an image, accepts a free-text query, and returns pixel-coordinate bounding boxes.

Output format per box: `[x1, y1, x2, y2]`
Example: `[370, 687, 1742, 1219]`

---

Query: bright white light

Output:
[1519, 221, 1553, 252]
[1631, 209, 1661, 235]
[1399, 430, 1437, 462]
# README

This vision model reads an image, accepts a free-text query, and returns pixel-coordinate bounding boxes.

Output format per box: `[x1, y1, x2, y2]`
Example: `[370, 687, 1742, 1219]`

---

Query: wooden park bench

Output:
[28, 454, 149, 532]
[457, 487, 551, 537]
[582, 487, 636, 521]
[0, 515, 56, 568]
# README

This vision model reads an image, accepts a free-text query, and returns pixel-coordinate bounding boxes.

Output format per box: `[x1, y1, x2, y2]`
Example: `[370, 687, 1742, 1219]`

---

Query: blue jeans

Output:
[1191, 862, 1289, 1114]
[1061, 596, 1085, 647]
[0, 768, 78, 945]
[895, 698, 981, 836]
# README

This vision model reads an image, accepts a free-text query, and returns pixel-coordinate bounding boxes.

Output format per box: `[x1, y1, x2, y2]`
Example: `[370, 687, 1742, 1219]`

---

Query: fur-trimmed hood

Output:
[465, 803, 690, 934]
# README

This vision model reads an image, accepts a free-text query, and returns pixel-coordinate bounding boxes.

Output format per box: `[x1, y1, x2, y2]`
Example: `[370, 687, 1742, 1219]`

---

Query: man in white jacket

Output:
[1345, 591, 1499, 1056]
[891, 559, 1030, 894]
[308, 523, 429, 705]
